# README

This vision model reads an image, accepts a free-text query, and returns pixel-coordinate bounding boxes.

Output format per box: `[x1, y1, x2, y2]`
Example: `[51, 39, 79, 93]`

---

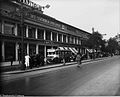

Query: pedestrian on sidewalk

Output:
[76, 53, 82, 67]
[9, 55, 14, 66]
[25, 54, 30, 69]
[62, 54, 66, 65]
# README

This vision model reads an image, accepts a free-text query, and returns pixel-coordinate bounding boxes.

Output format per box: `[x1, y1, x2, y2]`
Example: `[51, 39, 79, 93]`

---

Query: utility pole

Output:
[20, 3, 25, 70]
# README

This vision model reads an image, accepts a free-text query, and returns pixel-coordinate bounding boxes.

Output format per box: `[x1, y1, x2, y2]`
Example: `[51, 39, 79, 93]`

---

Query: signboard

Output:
[18, 0, 43, 11]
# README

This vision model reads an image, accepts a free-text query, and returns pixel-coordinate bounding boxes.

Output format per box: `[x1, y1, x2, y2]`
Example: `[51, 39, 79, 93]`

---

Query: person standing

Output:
[25, 54, 30, 69]
[10, 55, 14, 66]
[76, 53, 82, 67]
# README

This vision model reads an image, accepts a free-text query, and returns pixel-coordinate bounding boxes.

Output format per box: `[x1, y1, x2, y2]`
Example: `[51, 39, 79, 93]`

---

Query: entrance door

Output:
[5, 42, 15, 62]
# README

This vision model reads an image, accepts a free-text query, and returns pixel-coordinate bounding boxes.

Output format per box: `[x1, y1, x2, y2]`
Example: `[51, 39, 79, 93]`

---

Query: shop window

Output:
[52, 32, 57, 41]
[38, 29, 44, 39]
[58, 33, 62, 42]
[4, 22, 15, 35]
[46, 30, 51, 40]
[28, 26, 35, 38]
[5, 42, 15, 61]
[63, 35, 66, 43]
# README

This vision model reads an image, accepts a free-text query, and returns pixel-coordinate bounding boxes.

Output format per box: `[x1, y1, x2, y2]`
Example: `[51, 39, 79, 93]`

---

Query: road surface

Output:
[1, 56, 120, 96]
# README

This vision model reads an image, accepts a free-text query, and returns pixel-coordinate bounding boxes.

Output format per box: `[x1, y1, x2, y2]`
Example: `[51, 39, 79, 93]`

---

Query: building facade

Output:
[0, 0, 91, 62]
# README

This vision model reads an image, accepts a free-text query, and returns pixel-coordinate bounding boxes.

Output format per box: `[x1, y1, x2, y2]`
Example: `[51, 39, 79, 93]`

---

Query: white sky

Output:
[32, 0, 119, 40]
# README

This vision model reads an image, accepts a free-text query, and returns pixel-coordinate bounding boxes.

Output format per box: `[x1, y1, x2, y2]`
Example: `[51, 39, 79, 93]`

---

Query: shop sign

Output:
[25, 12, 62, 29]
[18, 0, 42, 11]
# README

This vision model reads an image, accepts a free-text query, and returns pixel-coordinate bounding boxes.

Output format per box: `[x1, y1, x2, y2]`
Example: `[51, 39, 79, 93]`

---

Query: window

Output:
[75, 37, 77, 44]
[71, 36, 74, 44]
[17, 24, 26, 37]
[38, 29, 44, 39]
[28, 26, 35, 38]
[58, 34, 62, 42]
[68, 36, 70, 43]
[78, 38, 81, 45]
[52, 32, 57, 41]
[46, 30, 51, 40]
[63, 35, 66, 43]
[4, 22, 15, 35]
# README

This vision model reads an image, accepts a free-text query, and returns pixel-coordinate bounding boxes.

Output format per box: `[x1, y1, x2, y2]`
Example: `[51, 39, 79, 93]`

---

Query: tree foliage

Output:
[106, 38, 119, 53]
[83, 31, 103, 49]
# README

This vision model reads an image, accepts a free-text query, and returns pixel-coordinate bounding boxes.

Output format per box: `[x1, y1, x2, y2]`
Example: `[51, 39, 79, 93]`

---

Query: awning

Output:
[69, 47, 77, 54]
[58, 47, 65, 50]
[72, 48, 78, 53]
[86, 49, 97, 53]
[64, 47, 70, 51]
[86, 49, 93, 53]
[47, 49, 56, 52]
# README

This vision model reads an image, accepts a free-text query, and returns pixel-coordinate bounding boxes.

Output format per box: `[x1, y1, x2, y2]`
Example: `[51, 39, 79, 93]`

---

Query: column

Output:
[36, 44, 38, 54]
[27, 43, 29, 55]
[77, 37, 79, 44]
[2, 41, 5, 61]
[26, 25, 28, 37]
[15, 43, 19, 61]
[57, 33, 58, 42]
[66, 35, 68, 43]
[35, 28, 38, 39]
[2, 20, 4, 34]
[62, 34, 63, 43]
[74, 37, 75, 44]
[44, 45, 47, 64]
[51, 32, 53, 41]
[15, 23, 17, 36]
[44, 29, 46, 40]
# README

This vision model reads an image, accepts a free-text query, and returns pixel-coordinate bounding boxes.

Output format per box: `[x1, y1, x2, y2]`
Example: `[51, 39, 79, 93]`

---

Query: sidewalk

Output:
[1, 57, 106, 75]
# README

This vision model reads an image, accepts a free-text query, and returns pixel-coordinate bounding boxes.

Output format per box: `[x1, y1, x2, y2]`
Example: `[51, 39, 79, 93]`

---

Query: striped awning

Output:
[72, 48, 78, 53]
[58, 47, 65, 50]
[69, 47, 77, 54]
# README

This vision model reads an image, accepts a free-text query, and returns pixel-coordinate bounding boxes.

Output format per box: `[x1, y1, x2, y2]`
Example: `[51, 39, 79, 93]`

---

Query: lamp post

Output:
[20, 3, 25, 70]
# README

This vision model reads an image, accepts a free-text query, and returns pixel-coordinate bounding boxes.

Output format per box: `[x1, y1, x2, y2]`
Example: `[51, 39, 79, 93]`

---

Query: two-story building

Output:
[0, 0, 91, 62]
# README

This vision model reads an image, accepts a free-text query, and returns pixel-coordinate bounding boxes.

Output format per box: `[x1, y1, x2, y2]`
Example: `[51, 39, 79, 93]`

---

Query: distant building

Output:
[0, 0, 91, 62]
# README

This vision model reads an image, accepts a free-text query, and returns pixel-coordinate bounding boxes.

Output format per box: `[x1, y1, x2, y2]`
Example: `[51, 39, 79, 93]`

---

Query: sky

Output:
[32, 0, 119, 40]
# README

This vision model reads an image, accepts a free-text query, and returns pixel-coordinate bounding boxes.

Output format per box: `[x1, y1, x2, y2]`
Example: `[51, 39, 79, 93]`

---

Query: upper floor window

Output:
[38, 29, 44, 40]
[52, 32, 57, 42]
[28, 26, 35, 38]
[4, 22, 15, 35]
[63, 35, 66, 43]
[75, 37, 77, 44]
[58, 33, 62, 42]
[71, 36, 74, 44]
[17, 24, 26, 37]
[46, 30, 51, 40]
[68, 35, 70, 43]
[78, 38, 81, 45]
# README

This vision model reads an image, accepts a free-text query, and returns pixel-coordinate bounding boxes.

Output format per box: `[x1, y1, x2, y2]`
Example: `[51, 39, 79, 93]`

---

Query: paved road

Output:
[1, 56, 120, 96]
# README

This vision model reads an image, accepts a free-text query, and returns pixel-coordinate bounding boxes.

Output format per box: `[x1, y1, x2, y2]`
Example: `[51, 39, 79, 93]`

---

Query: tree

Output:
[83, 31, 103, 51]
[106, 38, 119, 54]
